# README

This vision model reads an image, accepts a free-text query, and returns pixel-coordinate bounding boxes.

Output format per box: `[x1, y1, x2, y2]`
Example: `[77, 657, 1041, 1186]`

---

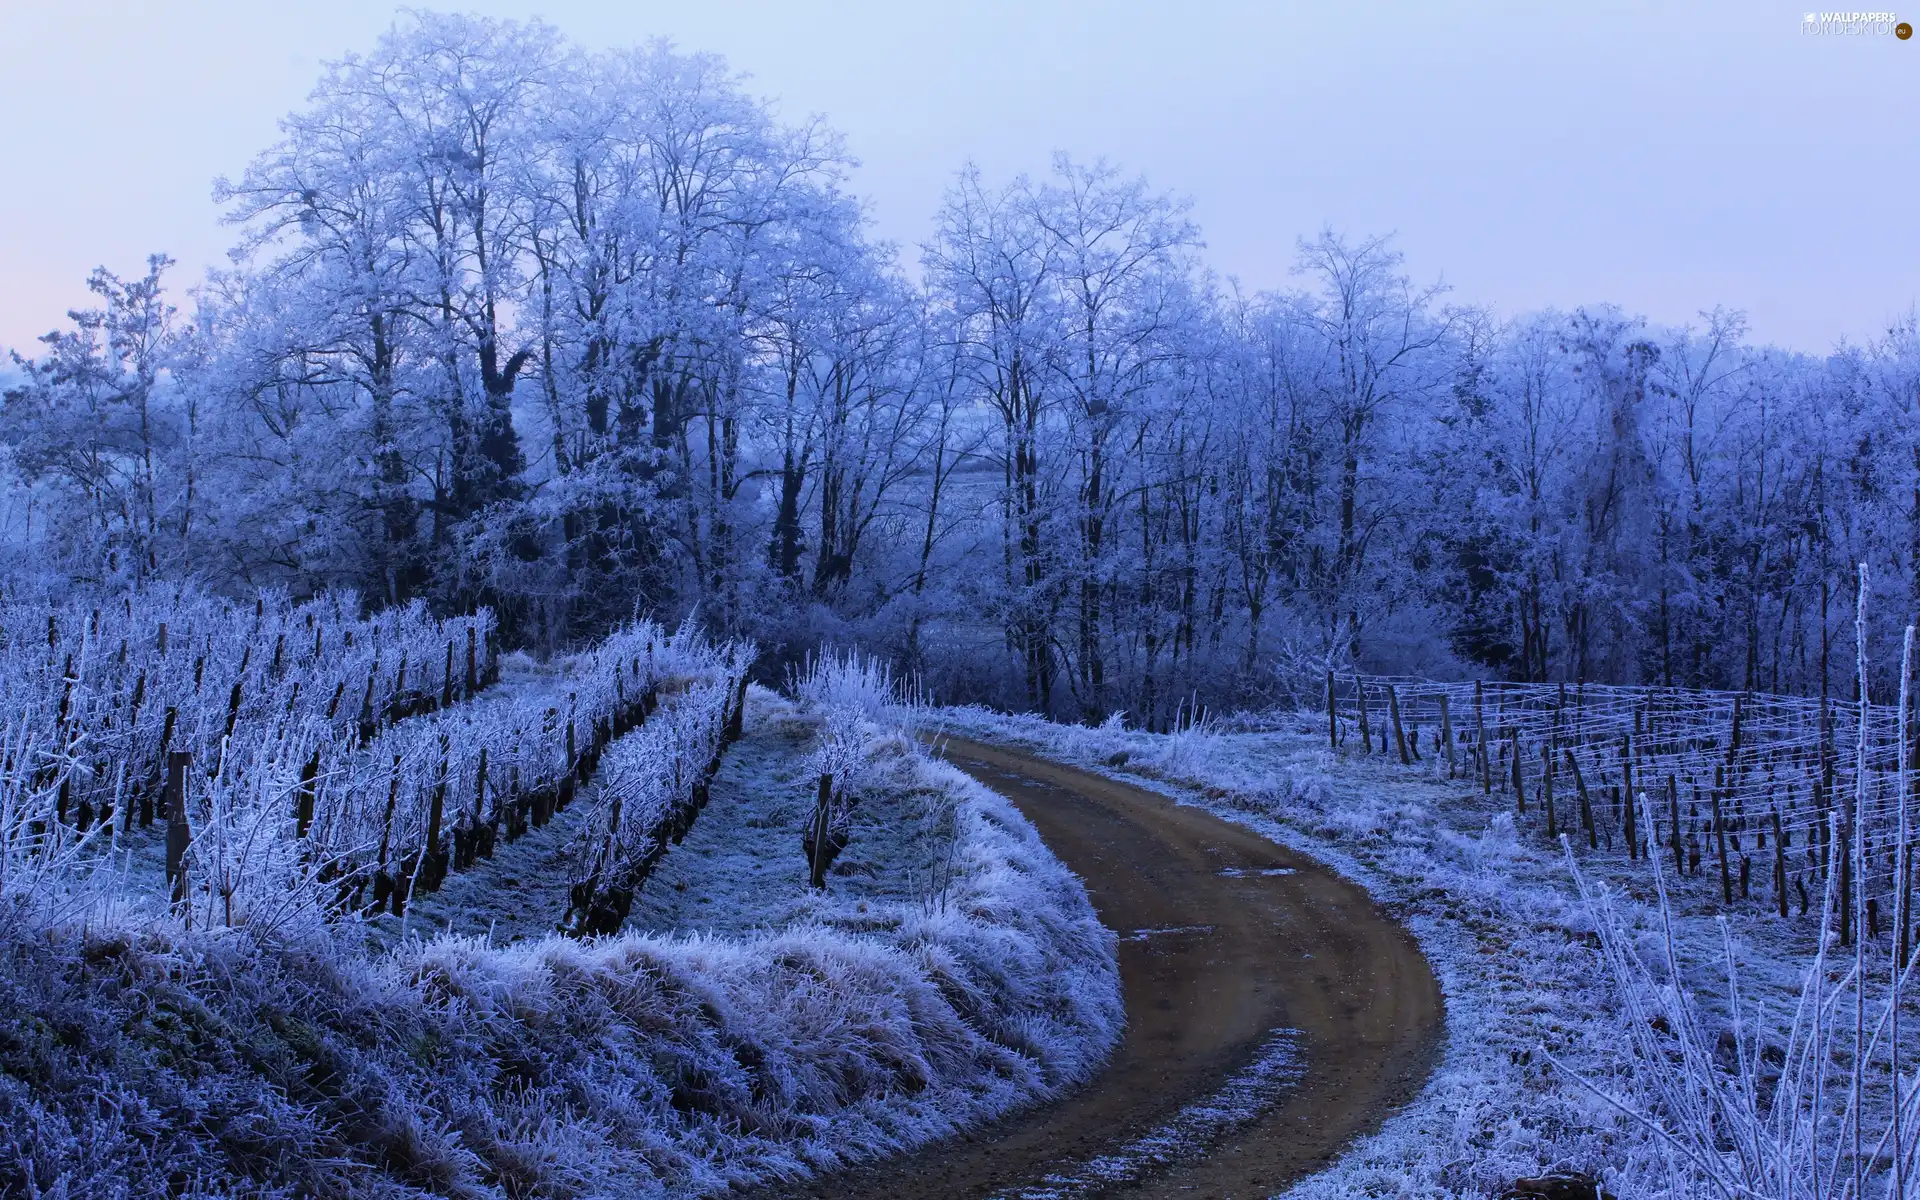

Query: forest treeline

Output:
[5, 12, 1917, 725]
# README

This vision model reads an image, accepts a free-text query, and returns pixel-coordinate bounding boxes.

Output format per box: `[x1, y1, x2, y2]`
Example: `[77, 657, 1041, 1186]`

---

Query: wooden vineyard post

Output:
[164, 751, 191, 909]
[1566, 747, 1596, 850]
[466, 624, 479, 698]
[726, 670, 748, 744]
[1774, 807, 1789, 918]
[1542, 740, 1556, 840]
[1440, 694, 1455, 778]
[358, 663, 379, 741]
[808, 772, 835, 890]
[1728, 783, 1743, 902]
[53, 655, 74, 739]
[1388, 686, 1410, 765]
[422, 736, 449, 893]
[1813, 777, 1830, 887]
[1729, 693, 1744, 765]
[472, 747, 494, 861]
[1326, 671, 1338, 750]
[1669, 775, 1683, 876]
[1624, 781, 1639, 861]
[1904, 829, 1915, 966]
[373, 755, 401, 913]
[295, 750, 319, 838]
[1822, 701, 1837, 796]
[120, 739, 139, 837]
[1903, 641, 1917, 965]
[1356, 679, 1372, 757]
[1620, 735, 1633, 830]
[1475, 681, 1489, 795]
[1511, 735, 1526, 814]
[222, 670, 246, 748]
[442, 639, 455, 710]
[149, 706, 178, 825]
[1840, 786, 1854, 947]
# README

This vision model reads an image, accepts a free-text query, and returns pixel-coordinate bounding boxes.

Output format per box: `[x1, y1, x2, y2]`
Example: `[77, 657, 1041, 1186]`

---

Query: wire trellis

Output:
[1311, 670, 1918, 944]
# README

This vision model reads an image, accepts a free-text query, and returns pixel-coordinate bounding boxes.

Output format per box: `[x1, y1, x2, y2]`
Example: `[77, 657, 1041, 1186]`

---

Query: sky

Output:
[0, 1, 1914, 357]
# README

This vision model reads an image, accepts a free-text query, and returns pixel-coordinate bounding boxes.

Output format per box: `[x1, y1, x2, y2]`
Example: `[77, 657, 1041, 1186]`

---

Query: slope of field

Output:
[0, 684, 1120, 1198]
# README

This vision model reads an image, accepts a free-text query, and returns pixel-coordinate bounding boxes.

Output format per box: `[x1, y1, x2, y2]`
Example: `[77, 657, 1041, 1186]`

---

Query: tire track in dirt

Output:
[785, 736, 1443, 1199]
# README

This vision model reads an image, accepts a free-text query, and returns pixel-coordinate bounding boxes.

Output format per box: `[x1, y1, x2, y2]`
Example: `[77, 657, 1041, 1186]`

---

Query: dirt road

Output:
[781, 737, 1442, 1200]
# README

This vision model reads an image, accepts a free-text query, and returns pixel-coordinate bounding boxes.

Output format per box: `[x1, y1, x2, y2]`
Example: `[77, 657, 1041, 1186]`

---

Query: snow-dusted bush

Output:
[178, 741, 331, 939]
[791, 653, 924, 889]
[0, 720, 126, 929]
[1566, 831, 1898, 1199]
[791, 649, 903, 725]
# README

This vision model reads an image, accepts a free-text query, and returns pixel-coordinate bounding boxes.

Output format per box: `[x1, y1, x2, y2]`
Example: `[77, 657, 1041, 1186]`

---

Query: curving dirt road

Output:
[781, 736, 1443, 1200]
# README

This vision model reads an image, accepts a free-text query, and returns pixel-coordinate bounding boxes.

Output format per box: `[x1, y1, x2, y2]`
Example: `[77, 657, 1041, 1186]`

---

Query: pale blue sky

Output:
[1, 1, 1913, 354]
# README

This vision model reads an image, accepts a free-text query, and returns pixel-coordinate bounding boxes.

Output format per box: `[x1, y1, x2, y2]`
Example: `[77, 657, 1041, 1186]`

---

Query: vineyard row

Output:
[1318, 670, 1920, 949]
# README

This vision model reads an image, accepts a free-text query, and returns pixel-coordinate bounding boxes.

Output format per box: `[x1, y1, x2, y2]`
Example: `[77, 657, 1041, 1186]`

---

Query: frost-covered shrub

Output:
[791, 650, 902, 724]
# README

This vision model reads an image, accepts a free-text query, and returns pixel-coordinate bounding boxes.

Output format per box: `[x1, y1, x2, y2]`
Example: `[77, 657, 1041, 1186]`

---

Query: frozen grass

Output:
[623, 691, 941, 934]
[0, 684, 1120, 1198]
[929, 702, 1884, 1198]
[388, 688, 944, 945]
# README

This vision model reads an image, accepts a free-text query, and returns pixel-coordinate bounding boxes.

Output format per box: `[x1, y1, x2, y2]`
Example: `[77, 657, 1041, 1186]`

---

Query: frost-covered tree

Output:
[4, 255, 191, 585]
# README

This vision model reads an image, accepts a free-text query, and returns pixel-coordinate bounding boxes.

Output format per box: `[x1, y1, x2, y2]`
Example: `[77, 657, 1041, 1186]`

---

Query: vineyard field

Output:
[0, 596, 1121, 1198]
